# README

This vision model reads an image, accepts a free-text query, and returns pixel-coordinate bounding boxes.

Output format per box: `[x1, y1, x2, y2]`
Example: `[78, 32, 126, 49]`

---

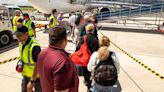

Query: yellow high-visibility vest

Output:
[19, 38, 40, 77]
[23, 20, 34, 37]
[12, 16, 21, 32]
[49, 15, 57, 28]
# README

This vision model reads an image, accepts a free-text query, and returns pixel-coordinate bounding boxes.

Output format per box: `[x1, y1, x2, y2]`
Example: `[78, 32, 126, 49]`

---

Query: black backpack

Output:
[93, 52, 118, 86]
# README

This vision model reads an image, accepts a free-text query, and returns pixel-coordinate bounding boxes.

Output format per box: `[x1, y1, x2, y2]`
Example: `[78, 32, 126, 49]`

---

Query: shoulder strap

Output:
[108, 51, 115, 65]
[83, 35, 87, 45]
[95, 51, 114, 69]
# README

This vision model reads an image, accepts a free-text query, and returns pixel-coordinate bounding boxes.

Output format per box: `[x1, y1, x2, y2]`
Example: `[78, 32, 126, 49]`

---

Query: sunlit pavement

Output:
[0, 26, 164, 92]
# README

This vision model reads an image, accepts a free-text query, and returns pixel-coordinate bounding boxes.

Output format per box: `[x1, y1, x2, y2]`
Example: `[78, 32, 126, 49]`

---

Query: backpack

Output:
[93, 52, 118, 86]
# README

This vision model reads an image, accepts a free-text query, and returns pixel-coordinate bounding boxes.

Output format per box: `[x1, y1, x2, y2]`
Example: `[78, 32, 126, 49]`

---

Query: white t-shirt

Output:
[69, 15, 78, 26]
[87, 51, 120, 74]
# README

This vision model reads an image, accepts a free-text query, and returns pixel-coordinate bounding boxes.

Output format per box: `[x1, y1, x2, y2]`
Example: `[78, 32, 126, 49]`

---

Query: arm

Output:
[27, 64, 38, 92]
[31, 46, 41, 80]
[87, 52, 99, 72]
[71, 25, 75, 37]
[49, 18, 53, 26]
[27, 46, 41, 92]
[75, 16, 81, 26]
[75, 37, 83, 51]
[111, 52, 120, 74]
[52, 59, 75, 92]
[18, 18, 24, 24]
[31, 22, 36, 38]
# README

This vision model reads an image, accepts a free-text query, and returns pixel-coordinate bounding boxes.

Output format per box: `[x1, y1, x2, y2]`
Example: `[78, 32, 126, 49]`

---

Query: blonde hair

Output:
[85, 23, 94, 33]
[98, 46, 110, 61]
[99, 36, 110, 47]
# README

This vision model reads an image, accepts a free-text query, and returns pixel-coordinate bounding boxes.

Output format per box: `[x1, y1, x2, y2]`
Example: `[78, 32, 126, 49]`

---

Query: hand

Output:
[27, 81, 34, 92]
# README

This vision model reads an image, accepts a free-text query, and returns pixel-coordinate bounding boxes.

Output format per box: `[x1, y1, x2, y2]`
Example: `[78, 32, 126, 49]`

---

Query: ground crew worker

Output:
[49, 9, 58, 28]
[23, 13, 36, 38]
[12, 10, 23, 32]
[57, 11, 64, 23]
[14, 25, 42, 92]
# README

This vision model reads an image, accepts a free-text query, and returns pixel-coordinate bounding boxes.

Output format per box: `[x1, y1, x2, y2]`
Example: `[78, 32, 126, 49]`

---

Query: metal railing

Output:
[96, 2, 164, 21]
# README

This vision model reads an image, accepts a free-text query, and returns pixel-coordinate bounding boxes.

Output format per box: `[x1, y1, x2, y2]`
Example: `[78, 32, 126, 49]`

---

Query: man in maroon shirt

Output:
[37, 26, 79, 92]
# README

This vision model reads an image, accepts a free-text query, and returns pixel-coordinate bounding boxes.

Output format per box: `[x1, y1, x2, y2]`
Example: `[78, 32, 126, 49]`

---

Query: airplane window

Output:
[70, 0, 88, 4]
[70, 0, 76, 3]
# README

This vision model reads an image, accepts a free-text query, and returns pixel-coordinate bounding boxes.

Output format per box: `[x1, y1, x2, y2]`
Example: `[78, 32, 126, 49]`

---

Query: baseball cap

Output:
[84, 15, 90, 20]
[23, 13, 29, 17]
[75, 11, 81, 15]
[14, 25, 28, 35]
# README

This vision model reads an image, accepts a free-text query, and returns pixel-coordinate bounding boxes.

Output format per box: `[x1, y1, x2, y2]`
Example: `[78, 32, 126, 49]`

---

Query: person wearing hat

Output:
[79, 15, 91, 36]
[80, 15, 98, 39]
[15, 25, 42, 92]
[23, 13, 36, 38]
[12, 10, 23, 32]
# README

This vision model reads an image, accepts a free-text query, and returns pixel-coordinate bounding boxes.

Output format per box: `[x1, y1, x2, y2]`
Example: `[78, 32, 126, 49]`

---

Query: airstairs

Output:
[96, 2, 164, 20]
[95, 1, 164, 31]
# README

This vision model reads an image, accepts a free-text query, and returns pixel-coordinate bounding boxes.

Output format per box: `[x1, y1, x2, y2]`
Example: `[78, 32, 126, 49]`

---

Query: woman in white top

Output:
[87, 36, 120, 92]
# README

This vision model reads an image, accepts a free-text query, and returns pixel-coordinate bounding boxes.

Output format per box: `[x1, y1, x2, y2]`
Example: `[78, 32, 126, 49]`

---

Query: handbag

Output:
[71, 35, 91, 67]
[16, 59, 24, 73]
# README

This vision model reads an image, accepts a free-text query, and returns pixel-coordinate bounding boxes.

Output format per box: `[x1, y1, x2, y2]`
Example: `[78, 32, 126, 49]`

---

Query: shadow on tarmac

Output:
[0, 40, 18, 54]
[101, 26, 164, 34]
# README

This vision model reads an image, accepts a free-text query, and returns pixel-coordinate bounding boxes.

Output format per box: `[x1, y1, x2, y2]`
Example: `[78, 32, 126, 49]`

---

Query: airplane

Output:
[28, 0, 157, 14]
[0, 0, 32, 7]
[28, 0, 87, 14]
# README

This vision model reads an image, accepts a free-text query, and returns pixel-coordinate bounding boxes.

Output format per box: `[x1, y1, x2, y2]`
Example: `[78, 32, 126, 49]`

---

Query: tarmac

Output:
[0, 22, 164, 92]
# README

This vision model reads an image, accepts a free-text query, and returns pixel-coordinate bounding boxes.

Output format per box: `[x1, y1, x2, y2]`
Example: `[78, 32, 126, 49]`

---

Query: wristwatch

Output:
[30, 80, 35, 83]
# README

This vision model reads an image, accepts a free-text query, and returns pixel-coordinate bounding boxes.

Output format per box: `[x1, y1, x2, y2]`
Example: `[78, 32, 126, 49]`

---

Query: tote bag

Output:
[71, 36, 91, 67]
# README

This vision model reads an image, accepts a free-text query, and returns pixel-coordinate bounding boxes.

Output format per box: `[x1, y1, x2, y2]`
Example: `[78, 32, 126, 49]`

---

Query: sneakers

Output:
[87, 87, 92, 92]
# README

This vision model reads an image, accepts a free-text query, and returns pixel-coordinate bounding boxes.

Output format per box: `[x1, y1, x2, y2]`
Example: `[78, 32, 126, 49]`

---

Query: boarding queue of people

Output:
[14, 9, 120, 92]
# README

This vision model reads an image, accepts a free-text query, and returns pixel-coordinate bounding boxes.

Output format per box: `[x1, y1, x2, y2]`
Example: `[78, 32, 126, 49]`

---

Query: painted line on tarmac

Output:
[0, 47, 74, 65]
[120, 66, 144, 92]
[0, 56, 20, 65]
[99, 31, 164, 80]
[0, 73, 21, 80]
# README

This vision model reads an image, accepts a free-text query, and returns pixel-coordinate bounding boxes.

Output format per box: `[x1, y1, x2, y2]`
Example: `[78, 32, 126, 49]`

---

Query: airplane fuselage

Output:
[28, 0, 86, 14]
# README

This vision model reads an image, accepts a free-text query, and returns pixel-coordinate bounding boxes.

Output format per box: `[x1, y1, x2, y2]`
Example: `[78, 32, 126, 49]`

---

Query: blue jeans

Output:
[21, 76, 42, 92]
[93, 83, 114, 92]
